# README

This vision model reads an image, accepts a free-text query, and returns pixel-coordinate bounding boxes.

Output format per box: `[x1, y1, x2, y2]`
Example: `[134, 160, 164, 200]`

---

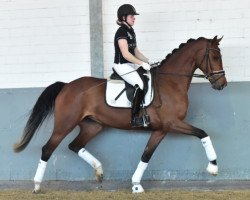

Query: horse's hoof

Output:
[32, 189, 39, 194]
[32, 182, 41, 194]
[206, 162, 218, 176]
[132, 184, 144, 193]
[95, 166, 104, 183]
[32, 188, 40, 194]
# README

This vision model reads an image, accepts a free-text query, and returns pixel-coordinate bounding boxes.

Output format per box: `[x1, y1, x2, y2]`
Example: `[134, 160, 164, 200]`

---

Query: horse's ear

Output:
[211, 35, 218, 46]
[213, 35, 218, 40]
[217, 35, 223, 44]
[211, 35, 223, 46]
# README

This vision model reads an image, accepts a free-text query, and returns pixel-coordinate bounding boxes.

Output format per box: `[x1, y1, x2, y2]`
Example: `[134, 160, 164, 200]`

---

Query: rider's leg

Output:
[113, 63, 146, 127]
[113, 63, 144, 90]
[131, 85, 145, 127]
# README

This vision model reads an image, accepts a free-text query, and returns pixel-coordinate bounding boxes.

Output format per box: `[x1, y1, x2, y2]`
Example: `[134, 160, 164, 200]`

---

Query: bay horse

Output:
[14, 36, 227, 193]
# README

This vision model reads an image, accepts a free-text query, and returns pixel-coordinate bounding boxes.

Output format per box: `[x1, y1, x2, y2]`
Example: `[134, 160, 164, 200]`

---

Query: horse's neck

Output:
[159, 41, 205, 91]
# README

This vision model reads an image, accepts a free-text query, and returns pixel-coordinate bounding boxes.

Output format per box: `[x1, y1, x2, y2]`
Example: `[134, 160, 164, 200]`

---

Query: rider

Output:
[113, 4, 151, 127]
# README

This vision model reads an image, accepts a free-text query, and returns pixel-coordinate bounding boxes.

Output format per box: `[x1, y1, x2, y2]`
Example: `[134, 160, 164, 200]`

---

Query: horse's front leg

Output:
[171, 120, 218, 176]
[132, 130, 166, 193]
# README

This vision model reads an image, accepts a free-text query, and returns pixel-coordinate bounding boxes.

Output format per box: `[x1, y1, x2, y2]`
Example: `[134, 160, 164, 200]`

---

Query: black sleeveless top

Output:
[114, 24, 137, 64]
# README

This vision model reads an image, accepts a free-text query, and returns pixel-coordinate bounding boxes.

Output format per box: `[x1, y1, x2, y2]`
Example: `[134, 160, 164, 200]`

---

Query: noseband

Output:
[198, 47, 225, 84]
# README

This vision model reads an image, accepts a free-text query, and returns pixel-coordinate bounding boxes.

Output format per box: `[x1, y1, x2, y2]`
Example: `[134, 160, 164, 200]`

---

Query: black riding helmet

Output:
[117, 4, 139, 22]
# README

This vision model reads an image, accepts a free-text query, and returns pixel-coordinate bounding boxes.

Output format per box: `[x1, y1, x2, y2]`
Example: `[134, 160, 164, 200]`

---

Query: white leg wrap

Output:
[78, 148, 102, 169]
[34, 159, 47, 183]
[132, 161, 148, 185]
[201, 136, 217, 161]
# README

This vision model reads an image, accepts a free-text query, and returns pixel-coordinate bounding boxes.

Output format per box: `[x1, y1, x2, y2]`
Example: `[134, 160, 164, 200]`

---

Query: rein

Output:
[154, 46, 225, 81]
[156, 70, 208, 79]
[82, 44, 225, 95]
[152, 62, 208, 79]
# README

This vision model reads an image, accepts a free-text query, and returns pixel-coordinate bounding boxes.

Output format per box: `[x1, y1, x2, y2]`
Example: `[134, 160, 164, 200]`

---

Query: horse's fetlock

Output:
[68, 143, 79, 153]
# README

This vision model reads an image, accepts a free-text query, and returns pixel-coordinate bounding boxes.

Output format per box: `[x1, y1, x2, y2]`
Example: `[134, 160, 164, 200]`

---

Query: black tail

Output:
[13, 81, 66, 153]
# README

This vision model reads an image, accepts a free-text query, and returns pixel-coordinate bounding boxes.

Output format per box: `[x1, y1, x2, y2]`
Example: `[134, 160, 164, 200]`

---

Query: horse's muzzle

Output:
[212, 77, 227, 90]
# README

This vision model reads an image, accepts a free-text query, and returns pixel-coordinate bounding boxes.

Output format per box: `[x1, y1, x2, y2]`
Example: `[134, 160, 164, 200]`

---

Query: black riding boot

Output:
[131, 86, 145, 127]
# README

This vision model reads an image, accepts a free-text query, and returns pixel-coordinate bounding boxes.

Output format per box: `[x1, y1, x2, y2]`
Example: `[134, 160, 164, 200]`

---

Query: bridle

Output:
[197, 46, 225, 84]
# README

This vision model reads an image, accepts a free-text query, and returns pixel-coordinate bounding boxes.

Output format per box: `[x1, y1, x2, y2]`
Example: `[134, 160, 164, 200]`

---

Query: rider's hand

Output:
[148, 60, 161, 68]
[141, 62, 151, 71]
[148, 60, 157, 65]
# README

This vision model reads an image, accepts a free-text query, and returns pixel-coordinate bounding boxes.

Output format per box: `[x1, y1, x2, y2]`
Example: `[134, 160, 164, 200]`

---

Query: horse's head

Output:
[198, 36, 227, 90]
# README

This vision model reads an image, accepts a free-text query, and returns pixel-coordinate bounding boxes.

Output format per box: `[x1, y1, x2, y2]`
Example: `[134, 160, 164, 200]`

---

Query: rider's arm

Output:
[118, 39, 143, 65]
[134, 47, 149, 63]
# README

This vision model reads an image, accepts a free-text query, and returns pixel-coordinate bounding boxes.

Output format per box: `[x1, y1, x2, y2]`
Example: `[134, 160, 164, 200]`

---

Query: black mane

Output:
[160, 37, 208, 66]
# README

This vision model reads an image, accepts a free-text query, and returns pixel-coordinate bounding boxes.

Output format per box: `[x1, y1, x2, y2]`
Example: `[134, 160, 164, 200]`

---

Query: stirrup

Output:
[141, 106, 150, 127]
[142, 114, 150, 127]
[131, 115, 150, 128]
[131, 117, 144, 127]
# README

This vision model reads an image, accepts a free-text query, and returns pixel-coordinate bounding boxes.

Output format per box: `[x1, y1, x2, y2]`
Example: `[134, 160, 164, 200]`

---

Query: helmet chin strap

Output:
[122, 19, 132, 29]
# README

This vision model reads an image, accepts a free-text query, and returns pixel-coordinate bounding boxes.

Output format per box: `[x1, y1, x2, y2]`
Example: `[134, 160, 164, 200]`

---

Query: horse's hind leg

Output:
[171, 120, 218, 176]
[33, 130, 73, 193]
[68, 118, 104, 182]
[33, 114, 79, 193]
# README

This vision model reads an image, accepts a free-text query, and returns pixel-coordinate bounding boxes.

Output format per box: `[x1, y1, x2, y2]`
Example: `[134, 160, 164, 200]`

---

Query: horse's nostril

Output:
[220, 84, 226, 90]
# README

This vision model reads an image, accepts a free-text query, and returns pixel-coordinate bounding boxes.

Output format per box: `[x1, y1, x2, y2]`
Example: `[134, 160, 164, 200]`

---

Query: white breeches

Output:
[113, 63, 144, 90]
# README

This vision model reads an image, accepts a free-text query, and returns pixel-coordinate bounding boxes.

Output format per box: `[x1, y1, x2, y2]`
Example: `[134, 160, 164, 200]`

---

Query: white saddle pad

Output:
[106, 72, 154, 108]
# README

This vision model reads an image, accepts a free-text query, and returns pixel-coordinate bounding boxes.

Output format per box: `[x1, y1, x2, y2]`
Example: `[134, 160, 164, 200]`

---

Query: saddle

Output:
[105, 67, 154, 108]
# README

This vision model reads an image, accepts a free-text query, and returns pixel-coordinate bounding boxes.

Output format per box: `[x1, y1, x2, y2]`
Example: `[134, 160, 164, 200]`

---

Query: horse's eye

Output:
[213, 56, 220, 61]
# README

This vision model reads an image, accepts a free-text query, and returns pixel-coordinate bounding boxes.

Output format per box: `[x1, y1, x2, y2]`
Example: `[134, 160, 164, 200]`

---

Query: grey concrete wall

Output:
[1, 82, 250, 181]
[89, 0, 104, 78]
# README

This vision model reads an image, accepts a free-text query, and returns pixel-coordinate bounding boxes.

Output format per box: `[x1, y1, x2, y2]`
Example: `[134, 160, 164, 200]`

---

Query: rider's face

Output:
[125, 15, 135, 26]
